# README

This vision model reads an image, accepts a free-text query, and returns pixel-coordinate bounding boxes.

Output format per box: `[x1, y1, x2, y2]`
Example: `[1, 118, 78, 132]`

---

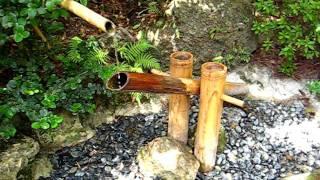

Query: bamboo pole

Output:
[106, 72, 199, 95]
[168, 51, 193, 144]
[194, 62, 227, 172]
[60, 0, 115, 33]
[106, 72, 246, 107]
[150, 69, 249, 96]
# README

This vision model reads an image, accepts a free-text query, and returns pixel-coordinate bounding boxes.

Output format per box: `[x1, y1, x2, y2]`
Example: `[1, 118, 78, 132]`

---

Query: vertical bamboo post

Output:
[168, 51, 193, 144]
[194, 62, 227, 172]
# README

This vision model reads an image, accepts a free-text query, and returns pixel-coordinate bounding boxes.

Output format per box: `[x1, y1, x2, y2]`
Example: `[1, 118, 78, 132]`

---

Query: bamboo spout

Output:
[60, 0, 115, 33]
[107, 72, 247, 108]
[107, 72, 248, 96]
[107, 72, 199, 95]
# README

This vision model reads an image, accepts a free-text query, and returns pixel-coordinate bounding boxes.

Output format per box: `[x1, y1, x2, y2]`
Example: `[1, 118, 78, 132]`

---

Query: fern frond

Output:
[87, 49, 108, 65]
[119, 39, 154, 63]
[69, 37, 83, 49]
[135, 53, 160, 70]
[67, 50, 83, 63]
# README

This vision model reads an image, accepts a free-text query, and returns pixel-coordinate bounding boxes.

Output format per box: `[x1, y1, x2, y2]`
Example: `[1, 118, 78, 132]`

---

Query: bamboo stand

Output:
[194, 62, 227, 172]
[168, 51, 193, 144]
[106, 53, 248, 173]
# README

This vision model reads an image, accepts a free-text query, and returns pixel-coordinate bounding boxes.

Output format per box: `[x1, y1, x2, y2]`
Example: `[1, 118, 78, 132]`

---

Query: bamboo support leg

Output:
[194, 62, 227, 172]
[168, 51, 193, 144]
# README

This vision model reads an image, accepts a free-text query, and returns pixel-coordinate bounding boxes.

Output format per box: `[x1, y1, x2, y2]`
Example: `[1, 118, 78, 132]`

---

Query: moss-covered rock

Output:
[37, 111, 95, 152]
[31, 155, 53, 180]
[0, 136, 39, 180]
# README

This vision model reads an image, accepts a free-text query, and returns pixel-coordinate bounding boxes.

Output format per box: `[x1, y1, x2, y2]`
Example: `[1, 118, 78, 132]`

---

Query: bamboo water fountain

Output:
[107, 52, 248, 172]
[60, 1, 248, 172]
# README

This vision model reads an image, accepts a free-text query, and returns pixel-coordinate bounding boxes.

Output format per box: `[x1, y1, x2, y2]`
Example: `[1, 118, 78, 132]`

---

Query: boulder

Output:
[137, 137, 199, 180]
[0, 136, 39, 180]
[146, 0, 257, 71]
[31, 155, 53, 180]
[83, 95, 167, 128]
[37, 111, 95, 152]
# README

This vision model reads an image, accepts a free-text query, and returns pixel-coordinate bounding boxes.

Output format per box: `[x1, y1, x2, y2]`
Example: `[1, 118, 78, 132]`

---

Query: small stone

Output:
[101, 157, 107, 164]
[255, 165, 262, 170]
[104, 166, 112, 172]
[235, 126, 242, 133]
[68, 167, 78, 174]
[307, 156, 315, 166]
[75, 170, 85, 177]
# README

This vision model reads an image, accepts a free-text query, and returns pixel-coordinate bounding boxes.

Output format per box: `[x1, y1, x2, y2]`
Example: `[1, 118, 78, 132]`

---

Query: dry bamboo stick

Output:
[60, 0, 115, 33]
[168, 51, 193, 144]
[221, 94, 245, 108]
[150, 69, 249, 96]
[194, 62, 227, 172]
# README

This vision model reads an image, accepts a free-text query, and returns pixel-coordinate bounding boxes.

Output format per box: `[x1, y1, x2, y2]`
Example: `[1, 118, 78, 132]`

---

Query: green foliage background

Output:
[253, 0, 320, 75]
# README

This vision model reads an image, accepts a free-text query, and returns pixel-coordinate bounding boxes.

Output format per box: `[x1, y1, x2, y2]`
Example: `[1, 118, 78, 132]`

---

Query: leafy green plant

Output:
[0, 0, 68, 44]
[253, 0, 320, 75]
[212, 47, 251, 67]
[308, 80, 320, 95]
[0, 35, 161, 138]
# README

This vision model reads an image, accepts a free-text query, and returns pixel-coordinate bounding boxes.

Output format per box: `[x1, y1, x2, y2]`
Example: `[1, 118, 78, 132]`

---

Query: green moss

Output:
[218, 127, 228, 153]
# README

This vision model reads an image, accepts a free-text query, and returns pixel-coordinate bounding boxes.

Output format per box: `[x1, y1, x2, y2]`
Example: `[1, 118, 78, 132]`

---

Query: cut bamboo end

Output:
[60, 0, 115, 33]
[107, 72, 128, 90]
[195, 62, 227, 172]
[170, 51, 194, 67]
[201, 62, 227, 79]
[168, 51, 193, 144]
[221, 94, 245, 107]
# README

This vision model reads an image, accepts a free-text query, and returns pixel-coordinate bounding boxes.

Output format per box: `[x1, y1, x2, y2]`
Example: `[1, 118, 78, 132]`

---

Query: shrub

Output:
[253, 0, 320, 75]
[308, 80, 320, 96]
[0, 0, 69, 44]
[0, 36, 160, 139]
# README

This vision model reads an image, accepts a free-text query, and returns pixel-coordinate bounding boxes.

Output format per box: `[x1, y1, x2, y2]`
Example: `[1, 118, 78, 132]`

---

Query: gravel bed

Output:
[45, 97, 320, 179]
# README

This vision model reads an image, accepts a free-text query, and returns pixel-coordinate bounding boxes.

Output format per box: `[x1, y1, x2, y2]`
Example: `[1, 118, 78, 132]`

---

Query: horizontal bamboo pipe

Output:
[150, 69, 249, 96]
[60, 0, 115, 33]
[107, 72, 245, 107]
[107, 72, 199, 95]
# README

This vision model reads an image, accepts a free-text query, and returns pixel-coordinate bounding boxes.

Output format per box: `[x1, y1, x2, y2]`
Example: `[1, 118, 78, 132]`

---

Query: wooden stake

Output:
[60, 0, 115, 33]
[194, 62, 227, 172]
[168, 51, 193, 144]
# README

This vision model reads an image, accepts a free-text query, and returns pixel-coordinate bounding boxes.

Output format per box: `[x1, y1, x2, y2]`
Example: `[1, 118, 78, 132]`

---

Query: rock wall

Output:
[146, 0, 257, 72]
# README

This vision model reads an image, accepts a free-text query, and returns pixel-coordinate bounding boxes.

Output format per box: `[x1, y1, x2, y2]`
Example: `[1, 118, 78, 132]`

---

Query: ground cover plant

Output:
[0, 34, 160, 139]
[253, 0, 320, 76]
[0, 0, 162, 140]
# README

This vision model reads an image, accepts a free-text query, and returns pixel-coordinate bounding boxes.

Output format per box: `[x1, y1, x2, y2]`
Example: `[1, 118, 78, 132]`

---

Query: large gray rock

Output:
[146, 0, 257, 71]
[0, 136, 40, 180]
[137, 137, 200, 180]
